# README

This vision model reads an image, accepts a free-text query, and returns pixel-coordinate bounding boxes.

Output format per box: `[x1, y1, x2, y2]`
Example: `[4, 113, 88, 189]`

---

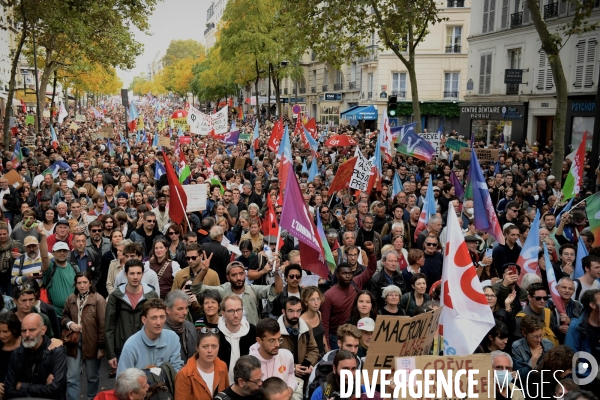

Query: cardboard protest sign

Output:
[363, 307, 442, 374]
[394, 354, 492, 400]
[459, 148, 500, 162]
[188, 106, 212, 135]
[42, 110, 50, 118]
[171, 118, 189, 131]
[349, 149, 372, 191]
[158, 137, 171, 147]
[212, 106, 228, 135]
[4, 170, 24, 189]
[69, 122, 79, 131]
[420, 132, 440, 156]
[99, 126, 113, 137]
[233, 157, 247, 170]
[25, 115, 35, 126]
[445, 137, 469, 152]
[75, 114, 86, 122]
[182, 184, 207, 212]
[24, 136, 36, 147]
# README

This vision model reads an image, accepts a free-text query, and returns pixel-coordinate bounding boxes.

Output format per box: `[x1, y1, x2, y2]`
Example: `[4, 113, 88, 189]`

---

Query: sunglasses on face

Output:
[185, 256, 198, 261]
[146, 220, 156, 224]
[168, 231, 179, 235]
[532, 296, 549, 301]
[425, 243, 437, 247]
[91, 229, 102, 233]
[287, 274, 301, 280]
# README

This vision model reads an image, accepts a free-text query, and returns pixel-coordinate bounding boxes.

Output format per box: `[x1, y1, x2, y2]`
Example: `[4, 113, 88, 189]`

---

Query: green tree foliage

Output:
[162, 39, 205, 67]
[288, 0, 445, 132]
[129, 74, 148, 93]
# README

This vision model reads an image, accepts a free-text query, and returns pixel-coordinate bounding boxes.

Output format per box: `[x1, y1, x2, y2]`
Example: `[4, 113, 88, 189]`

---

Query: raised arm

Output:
[37, 225, 50, 272]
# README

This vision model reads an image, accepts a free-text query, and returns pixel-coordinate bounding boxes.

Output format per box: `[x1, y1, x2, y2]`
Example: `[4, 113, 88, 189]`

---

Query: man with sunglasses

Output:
[129, 211, 165, 258]
[270, 264, 303, 318]
[86, 219, 111, 259]
[513, 283, 558, 344]
[172, 243, 220, 292]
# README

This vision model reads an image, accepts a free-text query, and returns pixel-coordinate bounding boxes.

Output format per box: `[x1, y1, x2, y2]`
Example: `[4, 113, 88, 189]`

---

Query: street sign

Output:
[504, 69, 523, 84]
[389, 118, 399, 127]
[324, 93, 342, 101]
[466, 79, 474, 91]
[292, 104, 302, 114]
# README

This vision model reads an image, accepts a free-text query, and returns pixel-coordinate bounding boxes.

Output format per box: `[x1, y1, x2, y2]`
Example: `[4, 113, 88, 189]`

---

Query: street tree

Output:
[162, 39, 205, 67]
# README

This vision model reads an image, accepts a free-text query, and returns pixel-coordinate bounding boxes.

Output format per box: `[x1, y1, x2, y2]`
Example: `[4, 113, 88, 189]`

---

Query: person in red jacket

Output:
[94, 368, 148, 400]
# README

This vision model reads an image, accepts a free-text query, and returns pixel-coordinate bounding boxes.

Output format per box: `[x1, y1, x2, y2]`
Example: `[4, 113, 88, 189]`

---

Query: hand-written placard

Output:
[363, 307, 442, 375]
[188, 106, 212, 136]
[25, 115, 35, 125]
[394, 354, 492, 400]
[349, 149, 372, 191]
[445, 137, 469, 152]
[182, 184, 207, 212]
[212, 106, 228, 135]
[75, 114, 86, 122]
[99, 126, 113, 137]
[158, 136, 171, 147]
[420, 132, 440, 155]
[459, 148, 500, 162]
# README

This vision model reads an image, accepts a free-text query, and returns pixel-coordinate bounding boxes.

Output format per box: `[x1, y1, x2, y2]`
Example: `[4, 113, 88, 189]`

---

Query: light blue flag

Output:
[42, 161, 71, 179]
[178, 127, 183, 137]
[304, 126, 319, 154]
[141, 130, 147, 143]
[575, 236, 588, 279]
[308, 158, 318, 181]
[155, 161, 166, 181]
[301, 159, 308, 174]
[136, 130, 140, 144]
[392, 172, 404, 198]
[250, 119, 259, 160]
[152, 131, 159, 147]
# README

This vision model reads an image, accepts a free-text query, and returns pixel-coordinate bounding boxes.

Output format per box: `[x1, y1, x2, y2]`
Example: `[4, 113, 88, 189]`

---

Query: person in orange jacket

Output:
[174, 329, 229, 400]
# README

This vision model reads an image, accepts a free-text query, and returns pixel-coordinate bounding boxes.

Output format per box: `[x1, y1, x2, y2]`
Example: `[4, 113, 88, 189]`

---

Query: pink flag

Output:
[279, 167, 329, 278]
[440, 209, 495, 355]
[544, 243, 566, 315]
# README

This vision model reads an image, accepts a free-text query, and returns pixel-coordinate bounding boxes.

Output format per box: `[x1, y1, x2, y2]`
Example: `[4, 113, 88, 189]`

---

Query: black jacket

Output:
[271, 286, 302, 318]
[68, 249, 102, 286]
[5, 336, 67, 400]
[202, 239, 231, 284]
[38, 301, 61, 340]
[217, 323, 256, 367]
[367, 269, 407, 310]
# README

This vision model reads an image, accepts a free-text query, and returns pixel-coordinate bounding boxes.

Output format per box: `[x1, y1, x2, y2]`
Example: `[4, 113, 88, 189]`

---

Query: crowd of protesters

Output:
[0, 95, 595, 400]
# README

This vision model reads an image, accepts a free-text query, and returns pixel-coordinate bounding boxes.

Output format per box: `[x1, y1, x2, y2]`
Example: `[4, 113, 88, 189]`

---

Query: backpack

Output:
[44, 260, 79, 304]
[145, 362, 177, 399]
[574, 279, 584, 301]
[214, 392, 231, 400]
[516, 308, 558, 346]
[306, 361, 333, 400]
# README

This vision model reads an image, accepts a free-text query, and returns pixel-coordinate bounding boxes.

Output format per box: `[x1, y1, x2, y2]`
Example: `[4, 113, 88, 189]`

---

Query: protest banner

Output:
[363, 307, 442, 375]
[69, 122, 79, 131]
[394, 354, 492, 400]
[158, 137, 171, 147]
[75, 114, 86, 122]
[25, 115, 35, 126]
[24, 136, 36, 147]
[212, 106, 228, 135]
[188, 106, 212, 135]
[99, 126, 113, 137]
[420, 132, 440, 156]
[179, 136, 191, 145]
[239, 133, 251, 141]
[171, 118, 189, 131]
[459, 148, 500, 162]
[445, 137, 469, 152]
[233, 157, 247, 170]
[182, 184, 207, 212]
[42, 110, 51, 118]
[349, 149, 372, 191]
[4, 170, 24, 189]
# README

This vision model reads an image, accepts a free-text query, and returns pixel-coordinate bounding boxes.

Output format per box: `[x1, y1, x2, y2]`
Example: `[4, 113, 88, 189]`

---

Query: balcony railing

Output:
[447, 0, 465, 6]
[367, 91, 373, 98]
[443, 91, 459, 98]
[358, 45, 378, 63]
[203, 23, 215, 36]
[348, 81, 356, 89]
[292, 89, 296, 94]
[299, 87, 306, 94]
[511, 12, 523, 28]
[333, 83, 343, 90]
[445, 44, 461, 53]
[391, 90, 406, 98]
[544, 2, 559, 19]
[322, 85, 328, 91]
[311, 87, 316, 93]
[506, 84, 519, 95]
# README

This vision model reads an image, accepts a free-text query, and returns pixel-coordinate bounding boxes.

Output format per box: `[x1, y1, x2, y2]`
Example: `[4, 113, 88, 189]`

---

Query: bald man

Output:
[4, 313, 67, 400]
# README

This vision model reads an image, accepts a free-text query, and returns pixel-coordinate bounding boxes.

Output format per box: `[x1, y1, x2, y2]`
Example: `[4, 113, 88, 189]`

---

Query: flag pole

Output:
[172, 182, 193, 232]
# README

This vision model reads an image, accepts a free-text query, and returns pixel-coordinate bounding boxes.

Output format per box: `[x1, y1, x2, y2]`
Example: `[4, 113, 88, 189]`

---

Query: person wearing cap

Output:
[115, 192, 136, 221]
[38, 225, 80, 315]
[46, 219, 74, 252]
[11, 235, 43, 287]
[190, 255, 283, 326]
[356, 317, 375, 358]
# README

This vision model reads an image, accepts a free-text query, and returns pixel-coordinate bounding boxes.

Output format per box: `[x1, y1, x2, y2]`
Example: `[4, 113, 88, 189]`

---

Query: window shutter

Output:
[584, 39, 597, 88]
[501, 0, 509, 29]
[483, 0, 489, 33]
[574, 39, 585, 88]
[537, 51, 547, 90]
[488, 0, 496, 32]
[485, 54, 493, 94]
[523, 0, 530, 23]
[479, 55, 487, 94]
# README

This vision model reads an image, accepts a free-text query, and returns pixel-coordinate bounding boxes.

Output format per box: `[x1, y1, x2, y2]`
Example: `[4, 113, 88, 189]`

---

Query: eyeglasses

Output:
[91, 229, 102, 233]
[510, 209, 519, 213]
[346, 253, 359, 257]
[168, 231, 179, 236]
[185, 256, 198, 261]
[321, 210, 329, 213]
[425, 243, 437, 247]
[527, 333, 544, 340]
[246, 377, 264, 385]
[225, 308, 243, 315]
[199, 327, 219, 334]
[146, 220, 156, 224]
[265, 337, 284, 345]
[532, 296, 549, 301]
[287, 274, 301, 280]
[485, 294, 497, 298]
[275, 212, 282, 215]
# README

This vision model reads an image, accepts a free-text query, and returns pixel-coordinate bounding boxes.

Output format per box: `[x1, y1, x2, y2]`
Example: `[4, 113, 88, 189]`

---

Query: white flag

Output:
[439, 209, 495, 355]
[58, 103, 68, 124]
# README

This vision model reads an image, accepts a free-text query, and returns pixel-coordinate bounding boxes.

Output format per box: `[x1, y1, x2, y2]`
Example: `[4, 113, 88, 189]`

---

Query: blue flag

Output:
[152, 131, 159, 147]
[308, 159, 318, 181]
[575, 236, 588, 279]
[392, 172, 404, 198]
[155, 161, 166, 181]
[301, 159, 308, 174]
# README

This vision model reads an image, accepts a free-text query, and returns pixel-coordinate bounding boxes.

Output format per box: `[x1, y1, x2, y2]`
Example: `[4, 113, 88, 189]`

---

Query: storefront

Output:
[566, 95, 595, 151]
[318, 93, 342, 125]
[340, 105, 378, 131]
[459, 102, 527, 145]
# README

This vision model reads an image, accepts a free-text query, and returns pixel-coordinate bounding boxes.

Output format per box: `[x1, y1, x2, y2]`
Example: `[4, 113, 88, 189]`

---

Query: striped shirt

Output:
[11, 252, 43, 286]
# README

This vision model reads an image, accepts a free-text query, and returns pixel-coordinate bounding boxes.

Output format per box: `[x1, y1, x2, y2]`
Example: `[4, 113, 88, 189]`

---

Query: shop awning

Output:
[340, 105, 378, 121]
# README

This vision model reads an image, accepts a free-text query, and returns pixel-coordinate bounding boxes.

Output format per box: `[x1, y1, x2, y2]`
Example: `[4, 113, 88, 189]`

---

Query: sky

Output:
[116, 0, 213, 88]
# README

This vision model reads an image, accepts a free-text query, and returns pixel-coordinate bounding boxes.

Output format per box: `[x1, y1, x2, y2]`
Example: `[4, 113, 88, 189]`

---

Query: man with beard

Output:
[4, 313, 67, 400]
[129, 211, 165, 258]
[191, 259, 283, 325]
[215, 355, 264, 400]
[86, 219, 111, 258]
[355, 214, 382, 258]
[151, 193, 170, 232]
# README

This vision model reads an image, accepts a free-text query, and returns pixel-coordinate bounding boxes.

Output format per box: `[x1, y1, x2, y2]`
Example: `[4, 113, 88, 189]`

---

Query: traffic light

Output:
[387, 95, 398, 118]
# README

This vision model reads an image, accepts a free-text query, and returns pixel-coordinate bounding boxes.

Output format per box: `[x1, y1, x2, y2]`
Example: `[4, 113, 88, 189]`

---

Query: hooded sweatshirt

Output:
[218, 316, 250, 382]
[249, 343, 297, 391]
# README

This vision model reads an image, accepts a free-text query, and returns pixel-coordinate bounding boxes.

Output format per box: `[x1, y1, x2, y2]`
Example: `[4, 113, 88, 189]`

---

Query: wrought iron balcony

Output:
[443, 91, 459, 98]
[358, 45, 378, 63]
[349, 81, 356, 89]
[322, 85, 328, 91]
[544, 2, 559, 19]
[511, 12, 523, 28]
[447, 0, 465, 6]
[311, 87, 316, 93]
[445, 45, 461, 53]
[333, 83, 343, 90]
[299, 88, 306, 94]
[284, 88, 288, 95]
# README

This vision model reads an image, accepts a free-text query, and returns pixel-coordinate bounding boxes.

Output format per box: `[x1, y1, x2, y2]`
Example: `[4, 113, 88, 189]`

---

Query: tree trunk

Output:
[50, 70, 57, 126]
[254, 60, 260, 117]
[527, 0, 566, 182]
[267, 63, 271, 119]
[407, 62, 421, 132]
[270, 64, 281, 118]
[3, 3, 28, 150]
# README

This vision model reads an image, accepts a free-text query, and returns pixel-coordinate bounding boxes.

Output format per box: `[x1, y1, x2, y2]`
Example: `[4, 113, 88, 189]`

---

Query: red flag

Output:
[305, 118, 317, 139]
[20, 100, 26, 114]
[293, 116, 303, 136]
[267, 121, 283, 152]
[328, 157, 358, 193]
[162, 153, 188, 226]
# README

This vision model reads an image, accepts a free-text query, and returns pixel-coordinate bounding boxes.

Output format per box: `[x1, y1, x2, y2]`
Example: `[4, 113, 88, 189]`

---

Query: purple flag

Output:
[280, 167, 328, 278]
[221, 130, 240, 145]
[450, 170, 464, 198]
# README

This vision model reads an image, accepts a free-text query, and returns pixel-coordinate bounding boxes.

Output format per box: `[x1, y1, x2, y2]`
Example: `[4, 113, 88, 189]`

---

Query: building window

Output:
[483, 0, 496, 33]
[444, 73, 460, 98]
[479, 53, 493, 95]
[574, 38, 597, 89]
[392, 72, 406, 97]
[445, 26, 462, 53]
[320, 105, 340, 126]
[447, 0, 465, 7]
[368, 73, 374, 98]
[537, 50, 554, 91]
[350, 62, 356, 83]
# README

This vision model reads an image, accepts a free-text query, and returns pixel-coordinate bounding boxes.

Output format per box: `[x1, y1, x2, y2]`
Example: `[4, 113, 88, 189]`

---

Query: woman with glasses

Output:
[174, 329, 229, 400]
[379, 285, 405, 316]
[483, 286, 516, 336]
[166, 224, 187, 268]
[300, 287, 326, 355]
[62, 271, 106, 400]
[399, 273, 430, 317]
[145, 238, 181, 300]
[511, 315, 554, 376]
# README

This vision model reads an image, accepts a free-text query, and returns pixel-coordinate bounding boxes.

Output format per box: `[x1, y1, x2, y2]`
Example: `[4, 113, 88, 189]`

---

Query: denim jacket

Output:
[511, 337, 554, 376]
